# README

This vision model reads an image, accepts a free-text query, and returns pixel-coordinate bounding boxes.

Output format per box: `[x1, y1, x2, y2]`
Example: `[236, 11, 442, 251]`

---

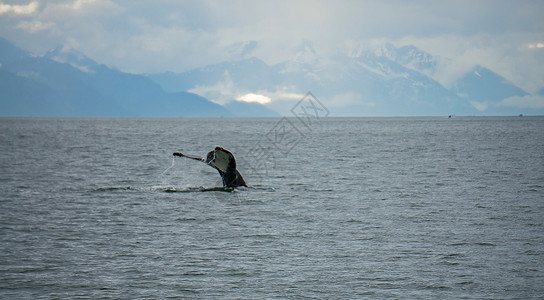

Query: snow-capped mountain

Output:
[149, 42, 539, 116]
[148, 43, 466, 116]
[44, 45, 100, 73]
[3, 35, 537, 117]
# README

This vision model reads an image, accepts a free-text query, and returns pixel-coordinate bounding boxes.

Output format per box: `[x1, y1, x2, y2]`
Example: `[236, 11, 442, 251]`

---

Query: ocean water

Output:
[0, 116, 543, 299]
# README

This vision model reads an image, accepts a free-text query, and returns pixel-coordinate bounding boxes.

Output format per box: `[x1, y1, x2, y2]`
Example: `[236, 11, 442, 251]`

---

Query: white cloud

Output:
[53, 0, 117, 12]
[0, 1, 38, 16]
[189, 71, 238, 105]
[236, 93, 271, 104]
[499, 95, 544, 109]
[271, 91, 306, 101]
[189, 72, 305, 106]
[470, 101, 489, 112]
[70, 0, 96, 10]
[16, 20, 54, 33]
[396, 32, 544, 92]
[528, 42, 544, 49]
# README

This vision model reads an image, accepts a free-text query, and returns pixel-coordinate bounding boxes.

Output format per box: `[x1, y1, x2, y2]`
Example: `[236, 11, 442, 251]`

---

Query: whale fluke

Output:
[173, 147, 247, 188]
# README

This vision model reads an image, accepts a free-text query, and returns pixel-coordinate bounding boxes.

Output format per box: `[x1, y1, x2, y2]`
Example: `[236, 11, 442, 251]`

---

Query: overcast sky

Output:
[1, 0, 543, 93]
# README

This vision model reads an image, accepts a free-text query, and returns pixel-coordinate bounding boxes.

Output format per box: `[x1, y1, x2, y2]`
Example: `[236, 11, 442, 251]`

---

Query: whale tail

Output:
[174, 147, 247, 188]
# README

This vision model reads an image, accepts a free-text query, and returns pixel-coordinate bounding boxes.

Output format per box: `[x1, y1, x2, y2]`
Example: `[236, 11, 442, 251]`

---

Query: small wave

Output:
[93, 186, 135, 192]
[474, 242, 496, 246]
[306, 187, 335, 192]
[152, 186, 236, 193]
[93, 185, 266, 194]
[456, 281, 475, 286]
[450, 242, 496, 247]
[344, 218, 366, 224]
[246, 185, 276, 192]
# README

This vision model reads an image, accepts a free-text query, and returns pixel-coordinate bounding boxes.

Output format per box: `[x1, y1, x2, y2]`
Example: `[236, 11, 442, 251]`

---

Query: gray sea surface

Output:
[0, 117, 543, 299]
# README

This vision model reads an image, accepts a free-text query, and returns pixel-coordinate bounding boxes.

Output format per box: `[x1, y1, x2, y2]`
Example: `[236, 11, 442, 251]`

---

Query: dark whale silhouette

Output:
[173, 147, 247, 188]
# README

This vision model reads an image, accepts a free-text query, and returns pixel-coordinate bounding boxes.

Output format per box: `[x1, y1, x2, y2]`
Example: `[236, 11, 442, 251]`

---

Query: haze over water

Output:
[1, 117, 543, 298]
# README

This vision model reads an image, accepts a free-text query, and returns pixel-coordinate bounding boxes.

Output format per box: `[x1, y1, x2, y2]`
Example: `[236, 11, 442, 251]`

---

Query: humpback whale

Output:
[173, 147, 247, 188]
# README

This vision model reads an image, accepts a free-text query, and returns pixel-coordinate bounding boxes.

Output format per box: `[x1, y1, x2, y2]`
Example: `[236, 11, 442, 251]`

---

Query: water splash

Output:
[159, 156, 176, 177]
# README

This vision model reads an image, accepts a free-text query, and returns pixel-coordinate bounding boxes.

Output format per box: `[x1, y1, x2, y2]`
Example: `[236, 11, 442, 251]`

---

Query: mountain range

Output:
[1, 37, 540, 117]
[149, 42, 536, 116]
[0, 37, 270, 117]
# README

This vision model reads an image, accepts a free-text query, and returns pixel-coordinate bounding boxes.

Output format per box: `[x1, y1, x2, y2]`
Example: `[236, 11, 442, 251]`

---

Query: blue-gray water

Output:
[1, 117, 543, 299]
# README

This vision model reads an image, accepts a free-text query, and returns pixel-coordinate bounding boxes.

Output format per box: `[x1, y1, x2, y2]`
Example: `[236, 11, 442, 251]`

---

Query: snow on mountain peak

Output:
[45, 45, 98, 73]
[293, 40, 318, 65]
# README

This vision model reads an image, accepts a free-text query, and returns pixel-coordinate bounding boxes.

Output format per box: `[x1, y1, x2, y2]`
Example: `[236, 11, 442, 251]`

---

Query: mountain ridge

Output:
[149, 42, 540, 116]
[1, 37, 541, 116]
[0, 37, 233, 117]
